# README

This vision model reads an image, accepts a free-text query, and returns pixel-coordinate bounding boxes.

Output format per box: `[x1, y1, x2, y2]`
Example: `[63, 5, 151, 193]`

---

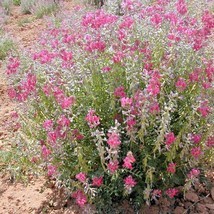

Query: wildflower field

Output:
[0, 0, 214, 213]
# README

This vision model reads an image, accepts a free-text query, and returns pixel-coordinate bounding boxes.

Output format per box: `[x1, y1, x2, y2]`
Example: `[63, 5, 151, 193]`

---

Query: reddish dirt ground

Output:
[0, 2, 82, 214]
[0, 1, 214, 214]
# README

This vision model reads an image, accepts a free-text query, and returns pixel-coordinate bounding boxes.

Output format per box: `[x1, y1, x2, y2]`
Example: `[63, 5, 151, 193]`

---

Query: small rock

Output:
[211, 187, 214, 201]
[141, 205, 159, 214]
[194, 182, 205, 193]
[206, 204, 214, 210]
[202, 197, 214, 204]
[184, 202, 192, 209]
[185, 192, 199, 202]
[159, 198, 171, 207]
[173, 206, 185, 214]
[196, 203, 207, 213]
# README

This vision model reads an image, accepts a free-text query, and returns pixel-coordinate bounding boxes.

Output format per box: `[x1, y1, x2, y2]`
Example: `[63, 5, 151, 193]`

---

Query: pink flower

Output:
[126, 117, 136, 130]
[164, 12, 178, 26]
[147, 71, 161, 96]
[152, 189, 162, 198]
[92, 176, 103, 187]
[151, 13, 162, 26]
[60, 96, 75, 109]
[76, 172, 87, 183]
[206, 136, 214, 147]
[149, 102, 160, 114]
[193, 39, 203, 51]
[72, 129, 84, 141]
[47, 164, 56, 177]
[191, 134, 201, 144]
[6, 57, 20, 75]
[187, 168, 200, 179]
[165, 188, 179, 198]
[81, 10, 117, 29]
[119, 16, 134, 29]
[123, 151, 136, 170]
[41, 145, 51, 159]
[71, 190, 87, 207]
[60, 50, 73, 61]
[175, 77, 187, 92]
[85, 109, 100, 128]
[47, 131, 58, 146]
[11, 111, 19, 119]
[8, 88, 17, 99]
[43, 119, 54, 131]
[202, 10, 214, 29]
[191, 147, 202, 158]
[107, 132, 121, 148]
[107, 160, 119, 174]
[167, 163, 176, 174]
[53, 87, 64, 101]
[165, 132, 176, 147]
[102, 66, 112, 73]
[176, 0, 187, 15]
[121, 97, 133, 108]
[189, 69, 200, 82]
[197, 103, 210, 117]
[57, 115, 70, 127]
[26, 73, 37, 91]
[124, 175, 137, 190]
[43, 84, 52, 96]
[31, 156, 39, 163]
[202, 82, 212, 89]
[114, 86, 126, 98]
[55, 126, 66, 139]
[112, 51, 125, 63]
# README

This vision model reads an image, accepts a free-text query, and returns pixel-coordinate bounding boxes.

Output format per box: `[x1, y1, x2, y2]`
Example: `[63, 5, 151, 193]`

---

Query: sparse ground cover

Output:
[0, 0, 214, 214]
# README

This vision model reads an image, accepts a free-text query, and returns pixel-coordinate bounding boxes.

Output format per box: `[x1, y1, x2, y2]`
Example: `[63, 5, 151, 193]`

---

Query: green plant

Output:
[20, 0, 34, 14]
[0, 36, 16, 60]
[17, 17, 34, 27]
[1, 0, 13, 15]
[31, 0, 60, 19]
[13, 0, 20, 6]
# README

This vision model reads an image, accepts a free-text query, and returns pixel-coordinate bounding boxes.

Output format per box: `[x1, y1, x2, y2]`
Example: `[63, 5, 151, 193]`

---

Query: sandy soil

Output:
[0, 2, 81, 214]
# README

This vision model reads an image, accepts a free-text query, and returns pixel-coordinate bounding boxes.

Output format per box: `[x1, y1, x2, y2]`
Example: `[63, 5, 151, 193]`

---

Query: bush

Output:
[13, 0, 20, 6]
[20, 0, 59, 18]
[1, 0, 13, 15]
[0, 35, 16, 60]
[31, 0, 60, 19]
[20, 0, 35, 14]
[6, 0, 214, 212]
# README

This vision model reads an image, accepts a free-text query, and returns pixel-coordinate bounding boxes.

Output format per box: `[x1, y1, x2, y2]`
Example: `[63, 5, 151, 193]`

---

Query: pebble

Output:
[185, 192, 199, 202]
[173, 206, 185, 214]
[196, 203, 207, 213]
[211, 187, 214, 201]
[206, 204, 214, 210]
[184, 201, 192, 209]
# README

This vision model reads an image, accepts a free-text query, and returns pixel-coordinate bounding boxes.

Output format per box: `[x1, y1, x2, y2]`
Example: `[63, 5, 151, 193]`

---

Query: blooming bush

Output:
[6, 0, 214, 212]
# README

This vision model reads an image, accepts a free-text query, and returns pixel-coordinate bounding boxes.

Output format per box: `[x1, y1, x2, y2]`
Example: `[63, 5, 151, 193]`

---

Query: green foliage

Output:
[1, 0, 13, 15]
[0, 36, 16, 60]
[17, 17, 34, 27]
[34, 3, 59, 19]
[20, 0, 34, 14]
[13, 0, 20, 5]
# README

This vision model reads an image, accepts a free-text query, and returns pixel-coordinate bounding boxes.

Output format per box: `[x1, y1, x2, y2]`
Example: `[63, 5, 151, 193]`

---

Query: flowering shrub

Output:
[6, 0, 214, 212]
[20, 0, 59, 17]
